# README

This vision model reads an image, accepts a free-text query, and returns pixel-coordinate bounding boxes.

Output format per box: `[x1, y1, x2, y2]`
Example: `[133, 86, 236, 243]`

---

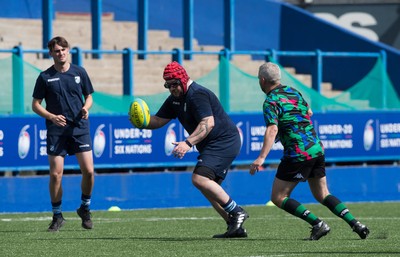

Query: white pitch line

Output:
[240, 254, 309, 257]
[1, 215, 400, 222]
[0, 216, 220, 222]
[249, 253, 306, 257]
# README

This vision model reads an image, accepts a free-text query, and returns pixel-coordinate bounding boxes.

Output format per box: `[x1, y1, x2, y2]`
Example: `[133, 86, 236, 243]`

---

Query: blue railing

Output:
[2, 46, 387, 113]
[40, 0, 235, 60]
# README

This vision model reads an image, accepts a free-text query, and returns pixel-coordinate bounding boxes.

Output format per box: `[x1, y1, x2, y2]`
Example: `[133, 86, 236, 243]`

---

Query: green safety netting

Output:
[332, 57, 400, 110]
[1, 54, 399, 115]
[0, 55, 41, 114]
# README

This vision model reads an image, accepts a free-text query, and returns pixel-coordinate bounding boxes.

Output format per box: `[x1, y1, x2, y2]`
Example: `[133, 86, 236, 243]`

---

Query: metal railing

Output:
[1, 46, 387, 113]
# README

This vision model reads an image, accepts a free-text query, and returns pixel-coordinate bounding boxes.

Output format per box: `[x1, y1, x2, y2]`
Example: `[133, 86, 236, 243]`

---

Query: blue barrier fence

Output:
[1, 166, 399, 213]
[1, 111, 399, 172]
[1, 46, 387, 114]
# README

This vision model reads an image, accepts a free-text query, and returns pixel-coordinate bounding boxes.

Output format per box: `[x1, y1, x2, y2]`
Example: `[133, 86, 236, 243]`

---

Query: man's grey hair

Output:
[259, 62, 281, 84]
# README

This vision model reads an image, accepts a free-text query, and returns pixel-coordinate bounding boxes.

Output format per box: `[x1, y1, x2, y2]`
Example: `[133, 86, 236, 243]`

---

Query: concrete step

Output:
[0, 17, 351, 105]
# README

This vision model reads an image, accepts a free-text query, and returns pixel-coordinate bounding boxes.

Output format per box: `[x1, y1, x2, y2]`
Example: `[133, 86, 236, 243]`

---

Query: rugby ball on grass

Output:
[129, 98, 150, 129]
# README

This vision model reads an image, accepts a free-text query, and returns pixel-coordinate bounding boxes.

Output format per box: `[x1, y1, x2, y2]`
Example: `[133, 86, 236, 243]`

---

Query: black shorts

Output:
[276, 155, 326, 182]
[47, 134, 92, 156]
[194, 154, 235, 181]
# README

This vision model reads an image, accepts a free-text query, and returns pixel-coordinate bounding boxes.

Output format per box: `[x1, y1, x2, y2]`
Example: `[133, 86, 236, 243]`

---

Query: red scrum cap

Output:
[163, 61, 190, 93]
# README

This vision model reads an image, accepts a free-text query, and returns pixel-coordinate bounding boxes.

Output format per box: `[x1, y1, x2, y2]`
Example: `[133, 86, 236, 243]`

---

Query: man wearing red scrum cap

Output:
[143, 61, 248, 238]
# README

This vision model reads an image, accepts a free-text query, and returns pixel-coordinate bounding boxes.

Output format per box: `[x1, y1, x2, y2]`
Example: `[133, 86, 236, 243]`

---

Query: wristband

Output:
[185, 139, 193, 148]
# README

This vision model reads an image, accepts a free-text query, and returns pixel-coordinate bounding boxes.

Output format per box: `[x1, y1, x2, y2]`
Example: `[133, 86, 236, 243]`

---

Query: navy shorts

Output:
[194, 154, 236, 181]
[276, 155, 326, 182]
[47, 133, 92, 156]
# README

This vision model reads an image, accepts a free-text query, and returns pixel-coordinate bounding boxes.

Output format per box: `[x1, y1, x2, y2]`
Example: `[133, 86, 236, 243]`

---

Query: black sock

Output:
[221, 198, 242, 214]
[80, 194, 91, 210]
[323, 194, 357, 227]
[51, 201, 62, 217]
[281, 197, 320, 226]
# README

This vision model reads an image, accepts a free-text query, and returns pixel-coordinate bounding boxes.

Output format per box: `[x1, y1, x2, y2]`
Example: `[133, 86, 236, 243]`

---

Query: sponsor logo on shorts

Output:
[79, 144, 90, 148]
[293, 173, 304, 180]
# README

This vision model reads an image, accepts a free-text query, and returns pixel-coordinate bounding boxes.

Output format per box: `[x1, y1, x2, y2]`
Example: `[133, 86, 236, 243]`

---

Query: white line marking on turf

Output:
[143, 217, 220, 221]
[249, 253, 306, 257]
[2, 216, 400, 222]
[0, 216, 221, 222]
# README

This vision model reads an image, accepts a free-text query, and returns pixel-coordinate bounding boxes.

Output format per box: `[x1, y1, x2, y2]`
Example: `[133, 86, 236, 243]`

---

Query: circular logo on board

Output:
[363, 119, 374, 151]
[164, 123, 177, 156]
[18, 125, 31, 159]
[93, 124, 106, 158]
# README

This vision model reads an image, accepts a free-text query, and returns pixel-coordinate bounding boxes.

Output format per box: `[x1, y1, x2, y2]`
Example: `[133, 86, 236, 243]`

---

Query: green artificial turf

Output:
[1, 202, 398, 257]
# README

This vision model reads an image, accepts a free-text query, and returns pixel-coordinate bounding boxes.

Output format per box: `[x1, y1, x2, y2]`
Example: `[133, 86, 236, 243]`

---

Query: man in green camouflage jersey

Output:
[249, 62, 369, 240]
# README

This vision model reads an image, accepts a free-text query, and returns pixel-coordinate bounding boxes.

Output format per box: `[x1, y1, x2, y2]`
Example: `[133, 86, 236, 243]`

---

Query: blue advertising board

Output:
[0, 111, 400, 171]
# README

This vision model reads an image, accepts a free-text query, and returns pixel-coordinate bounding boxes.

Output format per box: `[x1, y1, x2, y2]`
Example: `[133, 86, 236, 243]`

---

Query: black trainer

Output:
[213, 227, 248, 238]
[352, 221, 369, 239]
[48, 214, 65, 232]
[226, 209, 249, 236]
[309, 221, 330, 240]
[76, 207, 93, 229]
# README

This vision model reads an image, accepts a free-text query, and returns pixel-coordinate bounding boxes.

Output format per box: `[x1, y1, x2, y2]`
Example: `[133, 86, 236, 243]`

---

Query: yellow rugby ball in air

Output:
[129, 98, 150, 129]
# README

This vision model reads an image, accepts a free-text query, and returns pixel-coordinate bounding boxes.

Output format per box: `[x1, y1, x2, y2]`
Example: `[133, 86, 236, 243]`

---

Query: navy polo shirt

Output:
[156, 82, 240, 157]
[32, 64, 94, 136]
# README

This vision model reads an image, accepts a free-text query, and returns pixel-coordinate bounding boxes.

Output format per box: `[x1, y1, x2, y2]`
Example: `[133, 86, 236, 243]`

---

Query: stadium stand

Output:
[0, 12, 278, 94]
[0, 6, 335, 98]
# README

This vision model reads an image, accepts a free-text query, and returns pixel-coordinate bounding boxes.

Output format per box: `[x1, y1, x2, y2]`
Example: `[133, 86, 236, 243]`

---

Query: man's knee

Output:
[192, 166, 223, 187]
[270, 193, 285, 207]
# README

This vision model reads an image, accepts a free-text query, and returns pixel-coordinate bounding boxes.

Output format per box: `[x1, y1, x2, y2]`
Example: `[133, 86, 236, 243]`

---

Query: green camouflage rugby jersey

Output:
[263, 85, 324, 162]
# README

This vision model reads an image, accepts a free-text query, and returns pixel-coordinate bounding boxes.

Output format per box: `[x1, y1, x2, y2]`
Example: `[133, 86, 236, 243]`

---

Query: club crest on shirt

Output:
[75, 76, 81, 84]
